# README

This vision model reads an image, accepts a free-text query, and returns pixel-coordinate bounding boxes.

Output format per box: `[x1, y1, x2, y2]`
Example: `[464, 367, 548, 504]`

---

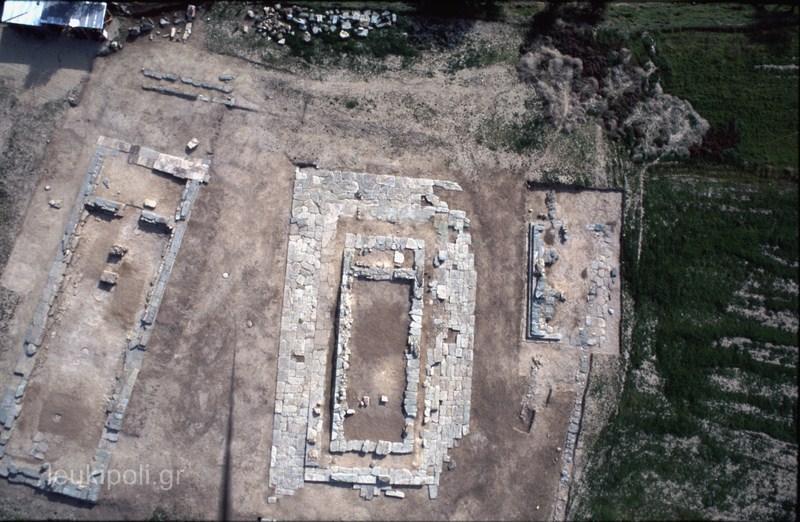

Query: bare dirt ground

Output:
[346, 279, 411, 442]
[0, 25, 98, 361]
[0, 12, 622, 521]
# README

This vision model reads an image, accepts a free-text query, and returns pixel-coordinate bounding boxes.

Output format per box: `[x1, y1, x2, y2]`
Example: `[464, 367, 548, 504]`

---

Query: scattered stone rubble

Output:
[109, 244, 128, 257]
[243, 4, 397, 44]
[98, 6, 197, 55]
[0, 136, 210, 503]
[519, 356, 544, 433]
[133, 7, 195, 41]
[270, 168, 476, 501]
[545, 189, 557, 221]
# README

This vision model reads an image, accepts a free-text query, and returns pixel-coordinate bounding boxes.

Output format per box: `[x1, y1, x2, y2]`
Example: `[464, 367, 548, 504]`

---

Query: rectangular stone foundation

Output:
[329, 234, 424, 456]
[0, 136, 210, 503]
[269, 168, 476, 500]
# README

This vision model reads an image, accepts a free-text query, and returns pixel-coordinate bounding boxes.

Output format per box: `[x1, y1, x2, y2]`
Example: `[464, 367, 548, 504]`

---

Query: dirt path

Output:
[634, 158, 660, 265]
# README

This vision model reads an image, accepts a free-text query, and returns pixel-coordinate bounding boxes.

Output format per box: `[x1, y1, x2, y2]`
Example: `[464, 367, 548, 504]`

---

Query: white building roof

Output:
[1, 1, 106, 30]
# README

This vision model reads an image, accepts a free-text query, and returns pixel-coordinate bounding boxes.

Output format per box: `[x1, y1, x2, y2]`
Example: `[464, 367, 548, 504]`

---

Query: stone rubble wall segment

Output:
[552, 231, 616, 519]
[143, 70, 233, 94]
[527, 222, 562, 341]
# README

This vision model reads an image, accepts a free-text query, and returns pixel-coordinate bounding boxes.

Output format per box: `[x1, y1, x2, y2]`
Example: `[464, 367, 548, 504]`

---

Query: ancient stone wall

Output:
[269, 168, 476, 501]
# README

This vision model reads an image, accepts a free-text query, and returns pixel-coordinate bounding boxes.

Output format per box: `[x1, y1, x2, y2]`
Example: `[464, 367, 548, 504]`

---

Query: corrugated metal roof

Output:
[1, 1, 106, 30]
[0, 0, 43, 25]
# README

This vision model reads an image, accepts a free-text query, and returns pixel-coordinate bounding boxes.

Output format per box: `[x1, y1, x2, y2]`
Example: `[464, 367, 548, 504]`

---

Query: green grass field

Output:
[512, 2, 797, 174]
[597, 3, 800, 172]
[579, 169, 798, 520]
[570, 5, 798, 519]
[601, 2, 757, 33]
[658, 30, 798, 172]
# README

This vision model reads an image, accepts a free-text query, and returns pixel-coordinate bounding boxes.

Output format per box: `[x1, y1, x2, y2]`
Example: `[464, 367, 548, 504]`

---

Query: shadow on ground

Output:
[0, 25, 100, 89]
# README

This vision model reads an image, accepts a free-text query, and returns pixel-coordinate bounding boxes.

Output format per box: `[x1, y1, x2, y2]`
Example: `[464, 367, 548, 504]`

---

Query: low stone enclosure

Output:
[269, 168, 477, 501]
[520, 186, 623, 519]
[0, 136, 210, 502]
[330, 235, 425, 456]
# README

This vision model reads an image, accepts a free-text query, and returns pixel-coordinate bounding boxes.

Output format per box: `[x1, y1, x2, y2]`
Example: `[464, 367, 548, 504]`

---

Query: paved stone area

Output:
[0, 136, 209, 503]
[269, 168, 476, 500]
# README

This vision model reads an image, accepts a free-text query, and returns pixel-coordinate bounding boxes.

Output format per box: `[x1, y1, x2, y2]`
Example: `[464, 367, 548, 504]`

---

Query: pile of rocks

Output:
[244, 4, 398, 44]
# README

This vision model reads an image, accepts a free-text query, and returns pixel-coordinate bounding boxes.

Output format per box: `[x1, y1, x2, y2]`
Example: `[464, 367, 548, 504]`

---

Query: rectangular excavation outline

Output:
[328, 234, 425, 456]
[0, 136, 210, 502]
